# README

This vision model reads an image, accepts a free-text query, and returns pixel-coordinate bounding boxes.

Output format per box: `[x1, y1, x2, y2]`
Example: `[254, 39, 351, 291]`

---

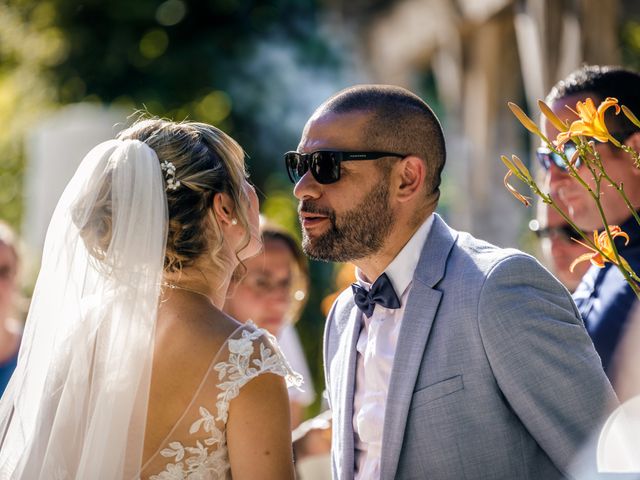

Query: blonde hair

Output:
[78, 118, 252, 275]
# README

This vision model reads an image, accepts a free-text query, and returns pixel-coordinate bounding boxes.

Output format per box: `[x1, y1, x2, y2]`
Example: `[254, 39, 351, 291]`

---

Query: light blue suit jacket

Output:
[323, 214, 616, 480]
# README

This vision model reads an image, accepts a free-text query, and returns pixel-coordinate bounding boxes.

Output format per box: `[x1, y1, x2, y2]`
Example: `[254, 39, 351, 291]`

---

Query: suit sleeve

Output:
[477, 253, 617, 477]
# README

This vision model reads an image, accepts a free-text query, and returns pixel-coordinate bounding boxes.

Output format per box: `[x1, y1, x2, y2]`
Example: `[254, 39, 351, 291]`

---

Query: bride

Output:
[0, 119, 300, 479]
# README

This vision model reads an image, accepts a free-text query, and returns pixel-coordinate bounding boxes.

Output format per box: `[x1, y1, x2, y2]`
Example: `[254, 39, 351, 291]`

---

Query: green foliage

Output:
[622, 20, 640, 72]
[40, 0, 342, 186]
[0, 2, 59, 228]
[1, 0, 344, 228]
[3, 0, 346, 416]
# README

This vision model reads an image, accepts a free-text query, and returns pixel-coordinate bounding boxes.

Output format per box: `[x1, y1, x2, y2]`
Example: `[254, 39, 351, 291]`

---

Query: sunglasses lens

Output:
[536, 150, 552, 170]
[285, 152, 305, 183]
[549, 225, 577, 242]
[534, 225, 576, 242]
[536, 143, 581, 171]
[284, 151, 343, 184]
[310, 152, 340, 184]
[284, 152, 308, 183]
[562, 142, 581, 169]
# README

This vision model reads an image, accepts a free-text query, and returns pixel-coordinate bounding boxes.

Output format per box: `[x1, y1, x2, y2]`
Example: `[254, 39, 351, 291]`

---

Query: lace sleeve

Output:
[142, 322, 303, 479]
[214, 322, 303, 424]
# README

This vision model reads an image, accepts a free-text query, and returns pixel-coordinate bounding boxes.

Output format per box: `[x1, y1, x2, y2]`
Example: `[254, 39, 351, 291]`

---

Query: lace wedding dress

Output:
[141, 322, 301, 479]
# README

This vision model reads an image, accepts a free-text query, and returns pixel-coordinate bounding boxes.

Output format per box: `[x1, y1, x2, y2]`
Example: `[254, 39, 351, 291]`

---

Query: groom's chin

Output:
[301, 236, 330, 262]
[302, 235, 368, 264]
[302, 234, 340, 263]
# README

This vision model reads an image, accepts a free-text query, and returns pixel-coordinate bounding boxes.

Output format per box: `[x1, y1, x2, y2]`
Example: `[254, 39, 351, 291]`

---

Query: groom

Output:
[286, 85, 616, 479]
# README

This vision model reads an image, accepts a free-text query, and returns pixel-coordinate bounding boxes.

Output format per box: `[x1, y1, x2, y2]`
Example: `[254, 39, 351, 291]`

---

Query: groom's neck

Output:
[355, 214, 428, 282]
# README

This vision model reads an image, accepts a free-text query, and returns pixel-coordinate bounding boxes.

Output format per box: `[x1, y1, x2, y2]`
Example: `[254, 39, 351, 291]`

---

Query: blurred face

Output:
[544, 93, 640, 231]
[293, 111, 395, 262]
[225, 238, 295, 335]
[0, 243, 17, 319]
[538, 207, 590, 292]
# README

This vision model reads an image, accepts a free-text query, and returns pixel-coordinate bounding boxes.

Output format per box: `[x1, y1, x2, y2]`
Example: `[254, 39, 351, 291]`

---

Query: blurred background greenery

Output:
[2, 0, 640, 417]
[0, 0, 352, 415]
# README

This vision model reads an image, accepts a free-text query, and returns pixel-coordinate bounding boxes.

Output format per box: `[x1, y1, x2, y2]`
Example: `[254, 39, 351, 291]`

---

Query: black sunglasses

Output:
[536, 130, 639, 172]
[532, 223, 581, 242]
[536, 142, 580, 172]
[284, 150, 405, 185]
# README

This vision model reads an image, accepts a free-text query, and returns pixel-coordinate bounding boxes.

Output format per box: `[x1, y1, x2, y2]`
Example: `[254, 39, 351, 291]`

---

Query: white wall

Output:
[22, 103, 128, 267]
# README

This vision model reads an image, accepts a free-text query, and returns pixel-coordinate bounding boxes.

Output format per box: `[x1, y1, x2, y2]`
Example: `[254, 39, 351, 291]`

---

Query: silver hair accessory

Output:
[160, 161, 181, 191]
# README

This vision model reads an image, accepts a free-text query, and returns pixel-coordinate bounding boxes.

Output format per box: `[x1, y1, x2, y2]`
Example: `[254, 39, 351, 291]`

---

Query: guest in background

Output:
[530, 199, 590, 292]
[543, 65, 640, 381]
[225, 220, 315, 428]
[0, 221, 21, 397]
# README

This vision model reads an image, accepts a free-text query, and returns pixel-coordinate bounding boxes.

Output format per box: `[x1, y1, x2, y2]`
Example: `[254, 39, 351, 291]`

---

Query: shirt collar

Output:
[355, 214, 434, 297]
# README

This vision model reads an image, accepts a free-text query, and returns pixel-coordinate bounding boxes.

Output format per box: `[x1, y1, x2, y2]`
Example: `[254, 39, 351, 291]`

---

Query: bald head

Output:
[311, 84, 446, 199]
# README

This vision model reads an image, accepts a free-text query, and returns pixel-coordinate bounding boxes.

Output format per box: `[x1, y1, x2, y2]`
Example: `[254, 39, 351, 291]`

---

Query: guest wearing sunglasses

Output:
[530, 199, 590, 292]
[542, 65, 640, 387]
[285, 85, 614, 480]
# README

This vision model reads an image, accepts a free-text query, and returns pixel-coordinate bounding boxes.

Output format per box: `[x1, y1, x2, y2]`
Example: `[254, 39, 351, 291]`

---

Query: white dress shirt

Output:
[352, 215, 434, 479]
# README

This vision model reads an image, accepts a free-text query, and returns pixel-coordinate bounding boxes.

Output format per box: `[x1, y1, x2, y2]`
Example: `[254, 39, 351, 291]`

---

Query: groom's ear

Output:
[393, 155, 426, 203]
[212, 192, 236, 226]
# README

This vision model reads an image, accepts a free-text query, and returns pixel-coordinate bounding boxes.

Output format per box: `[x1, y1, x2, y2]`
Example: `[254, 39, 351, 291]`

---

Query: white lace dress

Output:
[140, 323, 301, 479]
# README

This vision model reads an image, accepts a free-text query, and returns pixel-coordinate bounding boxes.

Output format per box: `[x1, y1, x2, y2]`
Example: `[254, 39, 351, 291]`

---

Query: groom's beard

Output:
[300, 180, 394, 262]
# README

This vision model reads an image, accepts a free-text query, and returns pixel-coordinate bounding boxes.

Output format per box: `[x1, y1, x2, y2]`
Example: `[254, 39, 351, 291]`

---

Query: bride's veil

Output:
[0, 139, 168, 479]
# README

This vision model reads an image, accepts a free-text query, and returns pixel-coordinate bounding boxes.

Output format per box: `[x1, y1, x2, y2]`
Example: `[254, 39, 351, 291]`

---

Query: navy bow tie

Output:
[351, 272, 401, 318]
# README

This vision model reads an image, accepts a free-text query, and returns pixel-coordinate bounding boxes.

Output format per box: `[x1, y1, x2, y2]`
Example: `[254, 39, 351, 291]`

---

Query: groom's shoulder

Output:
[429, 215, 534, 273]
[447, 226, 542, 277]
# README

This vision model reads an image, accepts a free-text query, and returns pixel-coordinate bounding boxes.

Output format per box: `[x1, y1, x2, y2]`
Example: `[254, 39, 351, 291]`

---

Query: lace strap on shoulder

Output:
[213, 322, 303, 423]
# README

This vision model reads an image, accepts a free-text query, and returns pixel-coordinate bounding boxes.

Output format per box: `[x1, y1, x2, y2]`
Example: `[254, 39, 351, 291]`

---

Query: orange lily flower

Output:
[570, 225, 630, 272]
[556, 97, 621, 147]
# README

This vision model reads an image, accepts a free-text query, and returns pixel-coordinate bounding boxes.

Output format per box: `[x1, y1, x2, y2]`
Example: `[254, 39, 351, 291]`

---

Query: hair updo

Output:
[76, 118, 252, 275]
[116, 119, 252, 273]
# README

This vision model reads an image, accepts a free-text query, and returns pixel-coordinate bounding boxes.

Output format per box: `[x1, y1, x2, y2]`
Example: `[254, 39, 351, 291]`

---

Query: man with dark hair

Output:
[285, 84, 615, 479]
[543, 65, 640, 386]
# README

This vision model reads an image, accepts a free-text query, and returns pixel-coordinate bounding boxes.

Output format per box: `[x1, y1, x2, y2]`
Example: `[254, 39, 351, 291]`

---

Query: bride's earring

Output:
[231, 218, 238, 225]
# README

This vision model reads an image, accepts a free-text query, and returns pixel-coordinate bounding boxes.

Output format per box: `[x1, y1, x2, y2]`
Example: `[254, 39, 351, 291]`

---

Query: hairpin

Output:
[161, 161, 181, 191]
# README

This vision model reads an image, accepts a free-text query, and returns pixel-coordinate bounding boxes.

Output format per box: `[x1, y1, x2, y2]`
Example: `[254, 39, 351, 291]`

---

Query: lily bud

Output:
[622, 105, 640, 129]
[508, 102, 541, 135]
[538, 100, 568, 133]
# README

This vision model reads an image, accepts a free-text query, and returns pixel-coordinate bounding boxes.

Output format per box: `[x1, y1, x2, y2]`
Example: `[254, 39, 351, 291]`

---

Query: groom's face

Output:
[293, 110, 396, 262]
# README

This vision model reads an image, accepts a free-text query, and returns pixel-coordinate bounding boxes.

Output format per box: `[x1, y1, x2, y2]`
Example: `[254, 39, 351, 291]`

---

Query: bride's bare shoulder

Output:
[154, 300, 245, 366]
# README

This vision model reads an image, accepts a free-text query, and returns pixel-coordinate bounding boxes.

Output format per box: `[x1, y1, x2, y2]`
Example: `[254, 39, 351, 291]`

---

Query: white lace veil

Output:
[0, 139, 168, 479]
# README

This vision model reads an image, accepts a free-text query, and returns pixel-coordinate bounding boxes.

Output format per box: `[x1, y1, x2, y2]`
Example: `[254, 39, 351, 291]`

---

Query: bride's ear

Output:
[212, 192, 237, 227]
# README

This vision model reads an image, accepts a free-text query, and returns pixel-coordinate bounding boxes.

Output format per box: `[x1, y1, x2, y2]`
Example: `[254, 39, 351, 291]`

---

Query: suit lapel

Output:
[333, 303, 362, 480]
[379, 214, 457, 480]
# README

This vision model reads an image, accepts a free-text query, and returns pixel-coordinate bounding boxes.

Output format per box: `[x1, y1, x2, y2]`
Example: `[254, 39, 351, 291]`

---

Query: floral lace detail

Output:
[148, 323, 301, 479]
